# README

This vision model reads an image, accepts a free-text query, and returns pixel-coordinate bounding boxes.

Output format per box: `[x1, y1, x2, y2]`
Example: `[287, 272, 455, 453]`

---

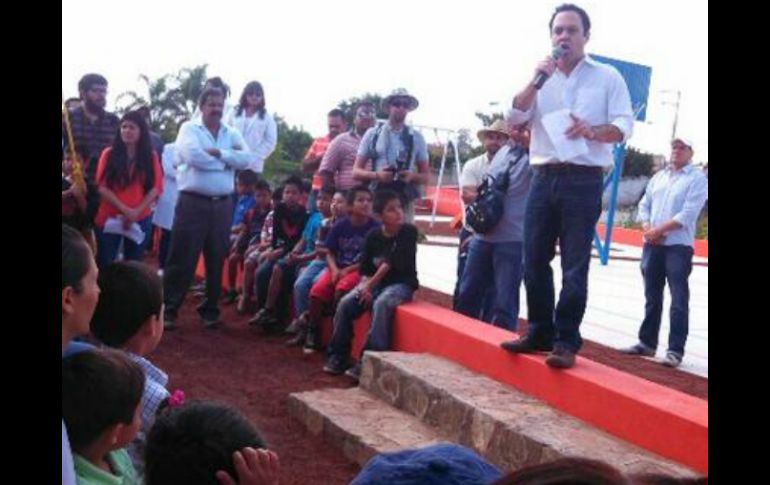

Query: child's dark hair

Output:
[90, 261, 163, 347]
[62, 224, 92, 291]
[255, 179, 271, 193]
[319, 184, 336, 198]
[145, 401, 266, 485]
[373, 189, 403, 214]
[347, 185, 372, 205]
[236, 169, 259, 187]
[62, 349, 145, 451]
[629, 474, 707, 485]
[491, 458, 627, 485]
[283, 174, 303, 192]
[272, 186, 284, 202]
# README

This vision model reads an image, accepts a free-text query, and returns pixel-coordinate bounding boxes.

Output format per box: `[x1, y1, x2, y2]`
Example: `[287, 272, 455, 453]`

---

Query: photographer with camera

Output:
[456, 121, 531, 332]
[352, 88, 430, 223]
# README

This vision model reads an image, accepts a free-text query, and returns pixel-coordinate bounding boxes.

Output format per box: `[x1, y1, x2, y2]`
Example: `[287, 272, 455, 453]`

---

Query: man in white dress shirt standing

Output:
[163, 88, 251, 330]
[620, 137, 708, 368]
[500, 3, 634, 369]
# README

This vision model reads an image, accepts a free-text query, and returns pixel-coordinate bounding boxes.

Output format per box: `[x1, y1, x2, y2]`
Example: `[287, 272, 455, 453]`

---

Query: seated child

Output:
[238, 185, 282, 314]
[302, 185, 380, 353]
[323, 190, 419, 379]
[285, 188, 349, 345]
[249, 184, 335, 329]
[62, 348, 145, 485]
[145, 401, 279, 485]
[225, 178, 272, 304]
[247, 175, 308, 329]
[89, 261, 170, 476]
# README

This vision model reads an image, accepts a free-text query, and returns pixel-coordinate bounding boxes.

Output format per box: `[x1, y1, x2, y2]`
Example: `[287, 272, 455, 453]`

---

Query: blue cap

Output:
[350, 443, 502, 485]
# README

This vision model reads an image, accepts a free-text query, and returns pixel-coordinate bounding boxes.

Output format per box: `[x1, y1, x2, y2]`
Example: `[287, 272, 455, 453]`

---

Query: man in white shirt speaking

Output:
[501, 3, 634, 369]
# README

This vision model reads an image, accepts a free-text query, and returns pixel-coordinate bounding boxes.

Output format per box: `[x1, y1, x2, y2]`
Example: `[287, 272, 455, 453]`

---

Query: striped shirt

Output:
[319, 130, 363, 190]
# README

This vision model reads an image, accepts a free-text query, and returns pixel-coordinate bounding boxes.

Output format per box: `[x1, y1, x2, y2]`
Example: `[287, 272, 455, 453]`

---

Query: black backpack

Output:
[465, 146, 526, 234]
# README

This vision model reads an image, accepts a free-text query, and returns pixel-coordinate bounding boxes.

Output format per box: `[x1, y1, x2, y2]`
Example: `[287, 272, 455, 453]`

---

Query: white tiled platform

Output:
[415, 237, 708, 379]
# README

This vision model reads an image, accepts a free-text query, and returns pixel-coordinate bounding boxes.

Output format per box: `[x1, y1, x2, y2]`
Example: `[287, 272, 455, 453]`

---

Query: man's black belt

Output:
[533, 163, 604, 176]
[180, 191, 231, 201]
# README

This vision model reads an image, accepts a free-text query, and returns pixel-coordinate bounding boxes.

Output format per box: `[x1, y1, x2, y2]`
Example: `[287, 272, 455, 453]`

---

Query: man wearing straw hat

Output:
[455, 121, 531, 331]
[352, 88, 430, 223]
[452, 119, 511, 316]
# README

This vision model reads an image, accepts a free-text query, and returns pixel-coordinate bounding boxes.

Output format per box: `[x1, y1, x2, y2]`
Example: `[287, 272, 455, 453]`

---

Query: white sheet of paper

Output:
[103, 217, 146, 245]
[541, 109, 589, 161]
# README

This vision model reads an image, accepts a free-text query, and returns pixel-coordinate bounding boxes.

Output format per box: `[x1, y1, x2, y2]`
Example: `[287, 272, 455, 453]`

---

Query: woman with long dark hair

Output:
[94, 110, 163, 268]
[225, 81, 277, 174]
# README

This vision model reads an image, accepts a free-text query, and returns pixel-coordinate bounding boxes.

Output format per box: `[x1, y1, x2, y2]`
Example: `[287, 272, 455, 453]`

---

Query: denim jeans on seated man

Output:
[638, 244, 693, 357]
[327, 283, 414, 363]
[524, 168, 603, 353]
[456, 238, 523, 331]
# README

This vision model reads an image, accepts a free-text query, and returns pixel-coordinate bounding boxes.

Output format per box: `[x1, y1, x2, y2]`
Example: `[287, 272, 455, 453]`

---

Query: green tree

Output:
[474, 111, 504, 127]
[116, 64, 209, 142]
[622, 147, 654, 178]
[262, 114, 313, 183]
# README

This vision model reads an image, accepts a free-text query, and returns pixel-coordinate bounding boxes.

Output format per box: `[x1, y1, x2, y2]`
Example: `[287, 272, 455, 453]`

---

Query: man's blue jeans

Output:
[457, 238, 523, 331]
[639, 244, 693, 356]
[524, 167, 603, 352]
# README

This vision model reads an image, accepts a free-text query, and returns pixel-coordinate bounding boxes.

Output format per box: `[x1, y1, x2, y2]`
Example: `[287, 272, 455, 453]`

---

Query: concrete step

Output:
[359, 351, 702, 479]
[287, 387, 446, 467]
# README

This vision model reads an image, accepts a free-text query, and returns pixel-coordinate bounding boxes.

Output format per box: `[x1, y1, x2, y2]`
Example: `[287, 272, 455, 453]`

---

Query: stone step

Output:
[359, 351, 702, 479]
[287, 387, 446, 467]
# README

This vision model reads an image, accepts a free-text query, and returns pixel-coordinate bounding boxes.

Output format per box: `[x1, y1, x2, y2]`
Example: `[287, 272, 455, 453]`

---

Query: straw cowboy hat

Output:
[477, 119, 511, 143]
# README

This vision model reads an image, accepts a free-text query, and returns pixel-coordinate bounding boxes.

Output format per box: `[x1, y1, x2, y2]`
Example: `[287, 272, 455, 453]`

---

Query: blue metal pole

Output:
[600, 144, 626, 265]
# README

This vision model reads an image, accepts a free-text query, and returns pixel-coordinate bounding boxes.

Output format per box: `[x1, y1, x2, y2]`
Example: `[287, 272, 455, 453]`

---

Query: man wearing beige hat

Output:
[353, 88, 430, 223]
[620, 136, 708, 368]
[455, 120, 531, 331]
[451, 119, 511, 315]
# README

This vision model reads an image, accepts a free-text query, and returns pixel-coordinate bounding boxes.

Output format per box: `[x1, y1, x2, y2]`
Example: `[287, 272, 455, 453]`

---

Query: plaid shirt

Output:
[127, 353, 169, 478]
[319, 130, 362, 190]
[64, 107, 119, 174]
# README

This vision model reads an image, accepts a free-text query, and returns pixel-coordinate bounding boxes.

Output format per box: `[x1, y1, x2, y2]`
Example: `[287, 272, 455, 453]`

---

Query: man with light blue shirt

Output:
[163, 88, 251, 329]
[352, 88, 430, 223]
[500, 4, 634, 369]
[621, 137, 708, 368]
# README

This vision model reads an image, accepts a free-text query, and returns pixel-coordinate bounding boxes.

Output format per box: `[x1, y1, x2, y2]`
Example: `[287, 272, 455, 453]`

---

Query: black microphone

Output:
[533, 45, 566, 90]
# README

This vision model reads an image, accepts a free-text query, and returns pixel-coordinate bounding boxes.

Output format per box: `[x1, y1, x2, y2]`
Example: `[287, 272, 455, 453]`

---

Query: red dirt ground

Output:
[149, 216, 706, 484]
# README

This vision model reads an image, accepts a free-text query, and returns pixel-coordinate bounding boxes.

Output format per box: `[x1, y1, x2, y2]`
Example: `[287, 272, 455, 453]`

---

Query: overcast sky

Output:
[62, 0, 707, 162]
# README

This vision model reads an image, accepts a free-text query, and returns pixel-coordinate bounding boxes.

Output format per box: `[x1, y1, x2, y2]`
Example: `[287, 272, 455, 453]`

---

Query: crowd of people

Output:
[62, 3, 707, 484]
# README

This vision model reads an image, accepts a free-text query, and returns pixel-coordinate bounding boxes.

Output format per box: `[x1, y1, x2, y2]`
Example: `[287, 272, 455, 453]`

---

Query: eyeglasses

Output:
[390, 100, 410, 109]
[357, 111, 376, 119]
